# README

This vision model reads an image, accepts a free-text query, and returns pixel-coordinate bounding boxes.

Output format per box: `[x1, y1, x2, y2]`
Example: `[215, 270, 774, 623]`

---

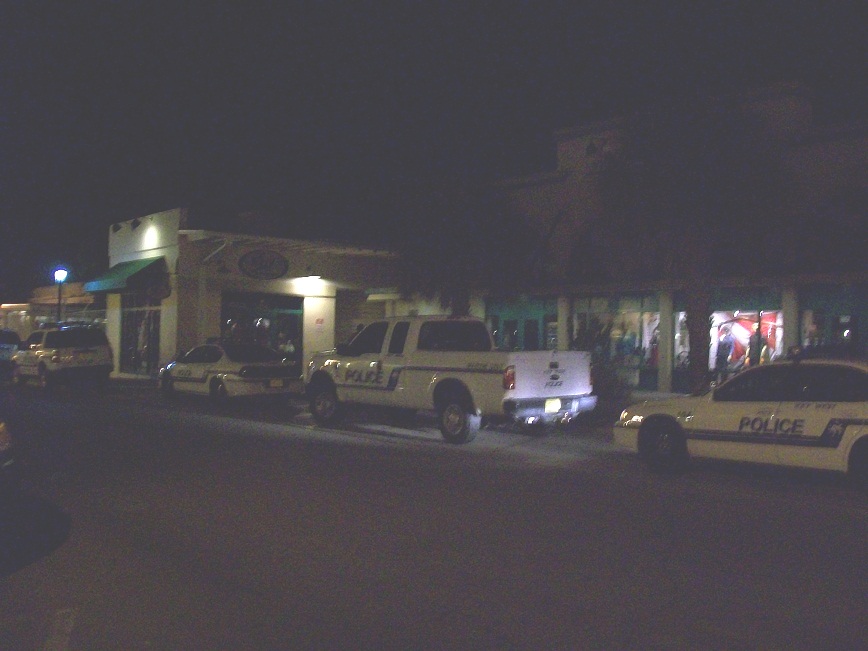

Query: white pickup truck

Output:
[305, 316, 596, 443]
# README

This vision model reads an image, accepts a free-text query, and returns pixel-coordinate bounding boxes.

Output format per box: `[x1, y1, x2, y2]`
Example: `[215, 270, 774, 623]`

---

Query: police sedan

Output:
[613, 359, 868, 486]
[159, 343, 300, 400]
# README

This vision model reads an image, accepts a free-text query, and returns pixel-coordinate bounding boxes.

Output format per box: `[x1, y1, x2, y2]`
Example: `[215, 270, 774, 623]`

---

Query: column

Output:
[557, 296, 571, 350]
[658, 290, 674, 393]
[781, 286, 799, 354]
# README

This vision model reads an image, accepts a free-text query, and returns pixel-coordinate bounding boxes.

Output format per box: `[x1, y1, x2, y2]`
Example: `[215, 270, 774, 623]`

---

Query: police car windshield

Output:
[222, 344, 283, 363]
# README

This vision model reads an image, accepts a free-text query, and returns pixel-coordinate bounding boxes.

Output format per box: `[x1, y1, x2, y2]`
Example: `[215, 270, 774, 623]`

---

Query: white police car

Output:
[613, 359, 868, 486]
[159, 342, 299, 400]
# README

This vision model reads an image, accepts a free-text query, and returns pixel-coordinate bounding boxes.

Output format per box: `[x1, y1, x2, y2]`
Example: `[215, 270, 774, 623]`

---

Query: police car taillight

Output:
[503, 365, 516, 390]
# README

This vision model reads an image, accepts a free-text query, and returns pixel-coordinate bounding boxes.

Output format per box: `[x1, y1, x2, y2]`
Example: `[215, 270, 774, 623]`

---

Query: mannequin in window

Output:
[715, 326, 734, 381]
[746, 324, 766, 367]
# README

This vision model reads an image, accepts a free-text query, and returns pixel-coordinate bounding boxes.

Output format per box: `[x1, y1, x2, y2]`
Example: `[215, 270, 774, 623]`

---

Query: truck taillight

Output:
[503, 365, 515, 390]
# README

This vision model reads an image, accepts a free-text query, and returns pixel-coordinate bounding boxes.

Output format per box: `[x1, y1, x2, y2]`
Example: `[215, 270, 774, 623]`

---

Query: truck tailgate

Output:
[506, 350, 593, 399]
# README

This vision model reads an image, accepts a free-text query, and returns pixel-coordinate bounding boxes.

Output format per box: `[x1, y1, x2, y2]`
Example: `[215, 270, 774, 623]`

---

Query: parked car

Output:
[0, 329, 22, 383]
[613, 359, 868, 487]
[159, 342, 299, 400]
[12, 326, 113, 388]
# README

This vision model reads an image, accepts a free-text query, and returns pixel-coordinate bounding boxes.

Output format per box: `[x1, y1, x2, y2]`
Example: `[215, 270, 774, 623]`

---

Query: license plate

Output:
[544, 398, 561, 413]
[269, 379, 284, 388]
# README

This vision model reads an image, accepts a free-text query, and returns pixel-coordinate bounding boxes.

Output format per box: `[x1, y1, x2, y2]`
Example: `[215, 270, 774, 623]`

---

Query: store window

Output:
[673, 310, 784, 388]
[801, 310, 858, 354]
[571, 296, 659, 389]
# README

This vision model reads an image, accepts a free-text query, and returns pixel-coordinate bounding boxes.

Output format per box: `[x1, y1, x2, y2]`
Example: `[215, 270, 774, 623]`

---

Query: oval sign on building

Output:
[238, 249, 290, 280]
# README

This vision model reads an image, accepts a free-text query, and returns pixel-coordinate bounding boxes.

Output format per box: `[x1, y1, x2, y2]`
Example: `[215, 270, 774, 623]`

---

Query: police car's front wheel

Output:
[639, 419, 688, 473]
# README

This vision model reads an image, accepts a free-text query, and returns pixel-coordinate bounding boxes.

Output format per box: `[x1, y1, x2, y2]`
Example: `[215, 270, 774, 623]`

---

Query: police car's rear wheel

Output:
[210, 379, 228, 401]
[438, 392, 479, 444]
[641, 420, 688, 473]
[848, 439, 868, 491]
[37, 365, 52, 390]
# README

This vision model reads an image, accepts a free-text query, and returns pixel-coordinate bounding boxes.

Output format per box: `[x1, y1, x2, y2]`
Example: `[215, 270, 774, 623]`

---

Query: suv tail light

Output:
[503, 365, 516, 390]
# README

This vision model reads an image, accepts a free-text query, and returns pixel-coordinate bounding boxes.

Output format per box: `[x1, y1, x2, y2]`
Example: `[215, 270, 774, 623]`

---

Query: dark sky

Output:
[1, 2, 864, 300]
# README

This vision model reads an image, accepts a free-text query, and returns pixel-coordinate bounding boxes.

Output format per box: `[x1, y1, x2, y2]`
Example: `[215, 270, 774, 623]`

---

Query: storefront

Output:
[84, 209, 404, 378]
[484, 281, 865, 394]
[485, 297, 559, 351]
[797, 283, 865, 356]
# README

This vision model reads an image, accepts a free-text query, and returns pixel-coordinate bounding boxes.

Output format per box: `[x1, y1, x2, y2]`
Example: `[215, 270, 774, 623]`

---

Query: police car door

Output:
[688, 365, 786, 465]
[172, 345, 213, 395]
[381, 320, 412, 408]
[773, 364, 868, 472]
[337, 321, 390, 405]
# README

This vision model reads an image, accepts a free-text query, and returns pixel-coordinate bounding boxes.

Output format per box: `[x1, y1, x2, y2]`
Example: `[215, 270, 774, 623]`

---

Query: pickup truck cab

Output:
[306, 316, 596, 443]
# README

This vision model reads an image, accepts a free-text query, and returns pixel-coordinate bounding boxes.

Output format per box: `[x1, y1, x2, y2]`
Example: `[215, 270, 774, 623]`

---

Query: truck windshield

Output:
[417, 321, 492, 352]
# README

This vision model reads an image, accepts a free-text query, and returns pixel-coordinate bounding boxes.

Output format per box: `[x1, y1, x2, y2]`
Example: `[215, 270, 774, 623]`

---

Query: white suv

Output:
[13, 326, 113, 388]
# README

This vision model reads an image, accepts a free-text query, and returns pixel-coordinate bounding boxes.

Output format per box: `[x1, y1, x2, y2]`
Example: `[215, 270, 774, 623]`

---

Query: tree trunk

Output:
[684, 285, 712, 394]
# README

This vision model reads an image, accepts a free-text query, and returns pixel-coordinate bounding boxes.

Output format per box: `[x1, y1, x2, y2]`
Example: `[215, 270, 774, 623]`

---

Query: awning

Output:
[84, 257, 168, 293]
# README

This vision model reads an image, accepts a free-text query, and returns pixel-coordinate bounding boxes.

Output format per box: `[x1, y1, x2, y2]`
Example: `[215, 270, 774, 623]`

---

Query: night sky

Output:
[1, 2, 864, 301]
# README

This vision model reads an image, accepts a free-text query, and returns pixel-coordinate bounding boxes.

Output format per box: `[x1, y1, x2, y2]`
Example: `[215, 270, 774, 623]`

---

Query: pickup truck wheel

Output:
[640, 419, 688, 473]
[310, 385, 342, 426]
[438, 397, 479, 444]
[12, 364, 26, 387]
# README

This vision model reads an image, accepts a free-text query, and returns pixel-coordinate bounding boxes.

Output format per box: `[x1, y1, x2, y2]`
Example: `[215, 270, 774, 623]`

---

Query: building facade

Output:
[83, 208, 419, 377]
[489, 83, 866, 391]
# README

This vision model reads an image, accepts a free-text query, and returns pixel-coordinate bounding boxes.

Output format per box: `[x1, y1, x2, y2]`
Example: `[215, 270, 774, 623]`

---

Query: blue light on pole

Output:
[54, 267, 68, 324]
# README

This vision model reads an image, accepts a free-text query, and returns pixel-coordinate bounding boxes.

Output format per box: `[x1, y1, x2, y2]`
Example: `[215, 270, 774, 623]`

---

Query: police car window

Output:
[222, 344, 281, 363]
[714, 366, 789, 402]
[202, 346, 223, 363]
[182, 346, 209, 363]
[351, 322, 388, 355]
[388, 322, 410, 355]
[26, 332, 43, 347]
[788, 365, 868, 402]
[418, 321, 492, 352]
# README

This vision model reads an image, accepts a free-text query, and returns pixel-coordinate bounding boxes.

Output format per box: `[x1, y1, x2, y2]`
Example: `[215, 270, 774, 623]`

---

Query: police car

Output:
[613, 359, 868, 485]
[159, 342, 299, 400]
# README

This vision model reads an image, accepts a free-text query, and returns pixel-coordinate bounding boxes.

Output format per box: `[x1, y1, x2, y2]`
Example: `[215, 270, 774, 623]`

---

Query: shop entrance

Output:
[119, 294, 161, 376]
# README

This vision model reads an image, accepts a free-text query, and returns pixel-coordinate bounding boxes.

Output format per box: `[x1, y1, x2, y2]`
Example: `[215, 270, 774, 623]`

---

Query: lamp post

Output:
[54, 267, 68, 324]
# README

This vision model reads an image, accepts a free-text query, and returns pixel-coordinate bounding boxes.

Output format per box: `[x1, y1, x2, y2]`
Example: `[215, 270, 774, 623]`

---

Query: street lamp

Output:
[54, 267, 68, 324]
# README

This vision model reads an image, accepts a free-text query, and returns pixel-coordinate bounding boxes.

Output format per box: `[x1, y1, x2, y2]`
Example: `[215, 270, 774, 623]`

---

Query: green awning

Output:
[83, 257, 167, 293]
